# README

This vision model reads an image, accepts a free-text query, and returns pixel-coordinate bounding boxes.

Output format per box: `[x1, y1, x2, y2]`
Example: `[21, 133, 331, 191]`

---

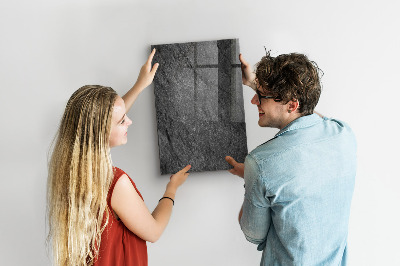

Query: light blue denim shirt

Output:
[240, 114, 357, 266]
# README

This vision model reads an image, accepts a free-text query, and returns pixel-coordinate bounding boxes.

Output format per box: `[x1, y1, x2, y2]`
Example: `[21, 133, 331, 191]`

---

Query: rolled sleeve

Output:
[239, 154, 271, 247]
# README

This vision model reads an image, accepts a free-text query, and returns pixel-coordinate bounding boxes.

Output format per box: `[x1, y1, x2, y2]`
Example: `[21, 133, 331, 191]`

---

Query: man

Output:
[226, 52, 357, 265]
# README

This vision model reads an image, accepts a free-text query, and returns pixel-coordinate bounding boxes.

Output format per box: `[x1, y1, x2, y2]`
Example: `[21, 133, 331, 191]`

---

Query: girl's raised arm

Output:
[122, 48, 159, 112]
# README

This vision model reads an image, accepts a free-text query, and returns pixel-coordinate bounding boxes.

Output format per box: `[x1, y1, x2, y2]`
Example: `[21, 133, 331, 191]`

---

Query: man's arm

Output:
[238, 204, 243, 223]
[239, 54, 257, 90]
[224, 156, 245, 223]
[226, 154, 271, 244]
[239, 155, 272, 245]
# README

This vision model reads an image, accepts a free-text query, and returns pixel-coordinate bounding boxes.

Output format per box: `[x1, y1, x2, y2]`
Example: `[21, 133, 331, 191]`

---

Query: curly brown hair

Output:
[255, 51, 322, 115]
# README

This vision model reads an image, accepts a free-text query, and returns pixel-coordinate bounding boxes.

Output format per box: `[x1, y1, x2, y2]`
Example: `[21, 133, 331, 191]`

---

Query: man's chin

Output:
[258, 120, 275, 128]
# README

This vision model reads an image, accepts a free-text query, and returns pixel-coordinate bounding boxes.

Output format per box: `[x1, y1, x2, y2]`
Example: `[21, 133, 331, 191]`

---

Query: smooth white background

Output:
[1, 0, 399, 265]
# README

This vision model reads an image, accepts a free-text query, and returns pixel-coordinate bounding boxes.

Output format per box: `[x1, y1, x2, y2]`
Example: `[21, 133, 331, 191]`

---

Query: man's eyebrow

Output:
[117, 114, 126, 124]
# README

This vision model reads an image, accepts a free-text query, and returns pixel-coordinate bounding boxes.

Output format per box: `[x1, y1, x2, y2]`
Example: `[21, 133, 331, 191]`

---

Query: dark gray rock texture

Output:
[151, 39, 248, 175]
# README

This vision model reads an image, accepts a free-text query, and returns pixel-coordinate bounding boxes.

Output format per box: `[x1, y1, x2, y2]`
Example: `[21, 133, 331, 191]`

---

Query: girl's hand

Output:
[135, 48, 159, 90]
[122, 49, 159, 111]
[167, 165, 191, 191]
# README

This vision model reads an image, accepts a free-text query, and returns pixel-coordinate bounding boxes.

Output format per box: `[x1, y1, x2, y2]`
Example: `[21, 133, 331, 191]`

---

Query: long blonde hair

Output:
[47, 85, 118, 265]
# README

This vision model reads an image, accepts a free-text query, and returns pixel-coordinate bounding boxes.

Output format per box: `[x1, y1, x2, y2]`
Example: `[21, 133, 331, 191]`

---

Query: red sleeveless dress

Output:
[94, 167, 148, 266]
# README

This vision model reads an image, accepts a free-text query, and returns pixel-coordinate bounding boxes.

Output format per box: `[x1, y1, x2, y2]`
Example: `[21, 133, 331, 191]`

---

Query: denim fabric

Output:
[240, 114, 357, 266]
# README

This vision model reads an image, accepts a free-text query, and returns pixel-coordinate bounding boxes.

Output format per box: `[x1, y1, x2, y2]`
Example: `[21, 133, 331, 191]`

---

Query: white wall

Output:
[1, 0, 399, 265]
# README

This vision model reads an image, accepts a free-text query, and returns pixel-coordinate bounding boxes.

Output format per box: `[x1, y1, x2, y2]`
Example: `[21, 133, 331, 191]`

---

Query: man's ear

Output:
[288, 100, 299, 113]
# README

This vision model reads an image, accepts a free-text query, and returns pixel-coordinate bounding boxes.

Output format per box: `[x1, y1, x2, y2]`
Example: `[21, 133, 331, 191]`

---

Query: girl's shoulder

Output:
[113, 166, 126, 178]
[111, 167, 143, 200]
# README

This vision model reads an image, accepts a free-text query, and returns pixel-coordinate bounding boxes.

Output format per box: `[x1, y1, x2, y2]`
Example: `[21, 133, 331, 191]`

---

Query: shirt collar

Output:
[275, 113, 322, 138]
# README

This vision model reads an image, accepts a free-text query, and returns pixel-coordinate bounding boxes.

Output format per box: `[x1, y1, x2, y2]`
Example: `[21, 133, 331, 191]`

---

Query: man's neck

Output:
[278, 113, 303, 130]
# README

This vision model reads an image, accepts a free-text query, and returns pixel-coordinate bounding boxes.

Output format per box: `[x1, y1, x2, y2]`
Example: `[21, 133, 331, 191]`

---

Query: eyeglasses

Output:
[255, 89, 281, 105]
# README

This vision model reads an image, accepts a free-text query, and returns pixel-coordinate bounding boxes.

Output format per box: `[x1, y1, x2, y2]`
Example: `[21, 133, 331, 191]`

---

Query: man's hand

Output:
[225, 156, 245, 178]
[239, 54, 257, 90]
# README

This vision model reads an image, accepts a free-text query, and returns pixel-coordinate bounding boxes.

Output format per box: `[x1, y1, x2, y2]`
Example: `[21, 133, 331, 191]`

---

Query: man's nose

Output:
[251, 94, 259, 105]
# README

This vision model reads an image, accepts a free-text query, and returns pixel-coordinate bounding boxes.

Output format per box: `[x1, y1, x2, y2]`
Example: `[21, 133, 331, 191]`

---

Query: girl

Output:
[47, 49, 191, 266]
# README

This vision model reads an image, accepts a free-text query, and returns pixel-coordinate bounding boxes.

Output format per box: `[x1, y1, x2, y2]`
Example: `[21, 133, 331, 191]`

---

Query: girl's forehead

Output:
[112, 97, 126, 120]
